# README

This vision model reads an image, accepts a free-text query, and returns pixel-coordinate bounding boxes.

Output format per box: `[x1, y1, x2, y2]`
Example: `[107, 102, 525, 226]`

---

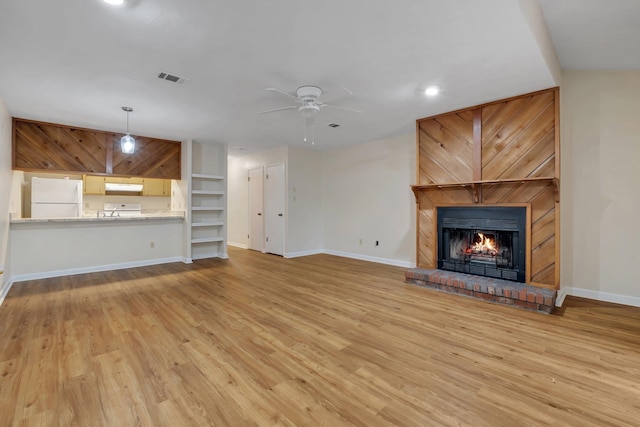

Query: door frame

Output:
[247, 166, 265, 252]
[264, 162, 286, 256]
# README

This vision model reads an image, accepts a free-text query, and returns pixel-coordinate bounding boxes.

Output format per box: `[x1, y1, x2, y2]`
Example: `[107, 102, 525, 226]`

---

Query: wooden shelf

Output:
[411, 177, 559, 203]
[192, 207, 224, 211]
[192, 190, 224, 195]
[191, 221, 224, 227]
[191, 237, 224, 244]
[192, 173, 224, 180]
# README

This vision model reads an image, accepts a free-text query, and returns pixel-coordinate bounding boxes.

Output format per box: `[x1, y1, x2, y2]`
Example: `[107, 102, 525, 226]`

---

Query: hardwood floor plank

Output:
[1, 247, 640, 426]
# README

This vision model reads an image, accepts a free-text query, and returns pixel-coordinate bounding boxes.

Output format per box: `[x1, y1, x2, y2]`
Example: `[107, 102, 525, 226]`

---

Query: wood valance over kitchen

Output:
[12, 118, 181, 179]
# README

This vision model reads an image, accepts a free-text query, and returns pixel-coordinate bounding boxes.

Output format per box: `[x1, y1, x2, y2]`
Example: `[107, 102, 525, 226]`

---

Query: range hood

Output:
[104, 182, 143, 193]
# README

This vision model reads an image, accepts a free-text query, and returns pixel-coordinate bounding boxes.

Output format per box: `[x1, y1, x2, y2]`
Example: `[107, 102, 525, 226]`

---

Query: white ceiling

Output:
[0, 1, 636, 155]
[537, 0, 640, 69]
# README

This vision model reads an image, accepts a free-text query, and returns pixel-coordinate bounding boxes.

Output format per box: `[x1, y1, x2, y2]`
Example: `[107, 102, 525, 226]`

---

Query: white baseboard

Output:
[191, 252, 228, 261]
[322, 249, 415, 268]
[0, 278, 13, 307]
[227, 242, 248, 249]
[555, 288, 567, 307]
[563, 287, 640, 308]
[11, 257, 184, 284]
[284, 250, 324, 258]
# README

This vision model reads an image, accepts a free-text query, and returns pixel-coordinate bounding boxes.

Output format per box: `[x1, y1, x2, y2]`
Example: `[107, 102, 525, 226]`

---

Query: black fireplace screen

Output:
[437, 207, 526, 282]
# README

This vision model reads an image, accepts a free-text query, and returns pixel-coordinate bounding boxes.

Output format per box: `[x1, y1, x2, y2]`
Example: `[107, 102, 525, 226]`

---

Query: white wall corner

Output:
[517, 0, 562, 85]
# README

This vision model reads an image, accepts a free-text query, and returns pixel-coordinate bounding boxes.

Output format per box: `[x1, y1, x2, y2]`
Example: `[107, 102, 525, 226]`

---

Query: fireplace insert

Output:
[437, 207, 526, 282]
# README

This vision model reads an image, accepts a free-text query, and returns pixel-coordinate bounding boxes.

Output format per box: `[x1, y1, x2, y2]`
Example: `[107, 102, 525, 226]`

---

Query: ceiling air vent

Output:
[157, 72, 188, 84]
[327, 123, 340, 128]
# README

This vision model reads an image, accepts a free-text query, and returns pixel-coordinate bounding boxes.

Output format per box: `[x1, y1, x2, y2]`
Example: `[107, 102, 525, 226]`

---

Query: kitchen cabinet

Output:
[142, 178, 170, 197]
[106, 177, 143, 184]
[83, 175, 105, 195]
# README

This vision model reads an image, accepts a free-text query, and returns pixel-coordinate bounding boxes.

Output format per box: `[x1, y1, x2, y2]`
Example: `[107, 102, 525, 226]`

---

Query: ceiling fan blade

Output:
[258, 106, 298, 114]
[320, 103, 362, 114]
[340, 87, 354, 96]
[265, 88, 298, 100]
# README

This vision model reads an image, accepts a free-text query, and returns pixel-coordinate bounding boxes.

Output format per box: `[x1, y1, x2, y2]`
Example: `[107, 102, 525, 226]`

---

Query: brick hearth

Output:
[405, 269, 556, 314]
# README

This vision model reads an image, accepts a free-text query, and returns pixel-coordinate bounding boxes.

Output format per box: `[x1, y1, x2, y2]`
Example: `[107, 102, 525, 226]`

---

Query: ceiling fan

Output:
[259, 85, 361, 132]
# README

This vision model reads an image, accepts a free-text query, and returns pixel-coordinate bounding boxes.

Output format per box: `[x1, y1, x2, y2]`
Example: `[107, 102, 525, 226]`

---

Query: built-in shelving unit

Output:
[184, 140, 228, 261]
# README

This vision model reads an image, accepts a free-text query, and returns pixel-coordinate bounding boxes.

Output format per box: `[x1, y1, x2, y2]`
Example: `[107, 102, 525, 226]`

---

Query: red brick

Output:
[474, 283, 481, 292]
[514, 300, 538, 310]
[504, 289, 512, 298]
[519, 289, 528, 301]
[527, 293, 536, 303]
[476, 293, 495, 301]
[535, 293, 544, 305]
[440, 277, 447, 285]
[544, 296, 553, 307]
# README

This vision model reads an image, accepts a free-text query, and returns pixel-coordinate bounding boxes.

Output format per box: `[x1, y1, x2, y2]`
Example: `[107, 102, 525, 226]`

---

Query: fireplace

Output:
[437, 207, 526, 283]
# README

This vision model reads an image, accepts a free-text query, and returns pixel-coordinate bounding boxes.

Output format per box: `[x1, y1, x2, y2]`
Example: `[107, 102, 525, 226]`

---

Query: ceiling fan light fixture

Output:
[120, 106, 135, 154]
[103, 0, 124, 5]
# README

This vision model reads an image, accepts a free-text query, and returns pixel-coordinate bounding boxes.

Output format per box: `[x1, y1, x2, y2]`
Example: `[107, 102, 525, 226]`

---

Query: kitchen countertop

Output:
[11, 213, 184, 224]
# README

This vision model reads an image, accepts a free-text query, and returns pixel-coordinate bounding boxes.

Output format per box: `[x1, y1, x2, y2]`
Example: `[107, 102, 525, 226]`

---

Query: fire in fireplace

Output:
[437, 207, 526, 282]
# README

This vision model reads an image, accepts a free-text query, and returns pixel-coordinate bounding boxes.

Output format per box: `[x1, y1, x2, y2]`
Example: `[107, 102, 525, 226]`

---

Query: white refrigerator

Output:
[31, 177, 83, 218]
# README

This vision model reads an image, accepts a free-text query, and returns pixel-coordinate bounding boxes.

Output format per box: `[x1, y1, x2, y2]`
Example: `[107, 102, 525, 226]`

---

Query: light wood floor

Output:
[1, 247, 640, 426]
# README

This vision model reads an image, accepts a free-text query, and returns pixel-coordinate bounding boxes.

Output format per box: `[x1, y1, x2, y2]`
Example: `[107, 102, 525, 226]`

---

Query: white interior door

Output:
[264, 163, 285, 256]
[248, 167, 264, 252]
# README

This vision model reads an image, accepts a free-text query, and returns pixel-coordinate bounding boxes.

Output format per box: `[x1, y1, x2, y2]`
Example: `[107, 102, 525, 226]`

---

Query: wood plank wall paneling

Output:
[418, 111, 474, 184]
[13, 120, 107, 173]
[111, 135, 181, 179]
[415, 88, 560, 288]
[12, 118, 181, 179]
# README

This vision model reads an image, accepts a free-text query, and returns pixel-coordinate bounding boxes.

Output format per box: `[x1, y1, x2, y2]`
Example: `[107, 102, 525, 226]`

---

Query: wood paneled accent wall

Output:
[413, 88, 559, 288]
[12, 118, 181, 179]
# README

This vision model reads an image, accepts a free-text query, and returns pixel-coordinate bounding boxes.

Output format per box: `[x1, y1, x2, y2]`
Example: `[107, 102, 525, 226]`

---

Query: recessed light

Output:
[103, 0, 124, 5]
[425, 86, 439, 96]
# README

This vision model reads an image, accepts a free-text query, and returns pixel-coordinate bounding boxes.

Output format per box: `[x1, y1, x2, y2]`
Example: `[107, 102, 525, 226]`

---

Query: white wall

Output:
[0, 98, 13, 301]
[227, 147, 288, 248]
[517, 0, 562, 85]
[285, 147, 323, 256]
[561, 70, 640, 305]
[10, 219, 184, 280]
[322, 134, 416, 267]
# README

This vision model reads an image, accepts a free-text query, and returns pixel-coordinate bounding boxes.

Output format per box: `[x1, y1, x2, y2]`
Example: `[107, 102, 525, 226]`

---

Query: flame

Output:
[471, 233, 497, 255]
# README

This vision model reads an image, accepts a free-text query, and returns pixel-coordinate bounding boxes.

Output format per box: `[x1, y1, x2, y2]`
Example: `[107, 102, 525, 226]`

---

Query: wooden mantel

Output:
[413, 87, 560, 289]
[411, 177, 559, 204]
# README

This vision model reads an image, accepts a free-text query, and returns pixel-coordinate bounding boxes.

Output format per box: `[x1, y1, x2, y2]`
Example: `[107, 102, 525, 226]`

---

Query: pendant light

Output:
[121, 106, 135, 154]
